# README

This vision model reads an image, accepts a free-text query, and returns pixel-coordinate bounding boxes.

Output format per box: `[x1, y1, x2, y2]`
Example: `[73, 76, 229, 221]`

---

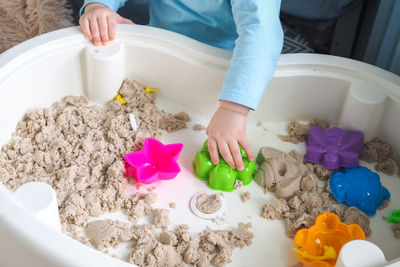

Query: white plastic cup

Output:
[84, 42, 126, 105]
[13, 182, 61, 232]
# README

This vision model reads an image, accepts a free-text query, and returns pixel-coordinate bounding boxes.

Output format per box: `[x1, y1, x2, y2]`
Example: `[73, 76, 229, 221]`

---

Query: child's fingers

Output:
[239, 137, 254, 161]
[107, 16, 117, 41]
[228, 140, 244, 171]
[218, 140, 236, 169]
[89, 18, 101, 46]
[207, 137, 220, 165]
[119, 17, 135, 24]
[97, 16, 109, 45]
[79, 16, 92, 40]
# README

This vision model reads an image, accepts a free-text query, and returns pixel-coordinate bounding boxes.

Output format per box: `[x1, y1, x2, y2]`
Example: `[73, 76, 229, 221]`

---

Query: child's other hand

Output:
[79, 3, 134, 46]
[206, 100, 254, 171]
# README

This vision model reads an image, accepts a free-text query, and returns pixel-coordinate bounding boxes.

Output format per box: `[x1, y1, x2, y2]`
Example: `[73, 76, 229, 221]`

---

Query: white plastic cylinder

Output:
[336, 240, 387, 267]
[13, 182, 61, 232]
[339, 83, 387, 140]
[84, 42, 126, 104]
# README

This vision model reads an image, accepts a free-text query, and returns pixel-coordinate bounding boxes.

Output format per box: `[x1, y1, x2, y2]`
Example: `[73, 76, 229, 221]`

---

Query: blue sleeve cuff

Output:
[80, 0, 127, 16]
[218, 92, 260, 111]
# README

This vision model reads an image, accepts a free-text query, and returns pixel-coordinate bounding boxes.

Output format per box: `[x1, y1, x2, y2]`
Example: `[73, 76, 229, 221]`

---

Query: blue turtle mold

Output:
[329, 166, 390, 216]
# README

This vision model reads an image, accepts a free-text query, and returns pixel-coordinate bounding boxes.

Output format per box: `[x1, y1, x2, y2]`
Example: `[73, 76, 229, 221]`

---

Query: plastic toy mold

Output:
[294, 212, 366, 267]
[193, 140, 255, 192]
[386, 209, 400, 224]
[144, 87, 159, 94]
[114, 94, 126, 105]
[124, 138, 183, 184]
[293, 246, 337, 262]
[304, 126, 365, 169]
[329, 166, 390, 216]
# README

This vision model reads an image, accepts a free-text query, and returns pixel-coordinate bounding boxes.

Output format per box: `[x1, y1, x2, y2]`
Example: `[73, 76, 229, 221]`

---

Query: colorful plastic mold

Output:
[294, 212, 366, 267]
[115, 94, 126, 105]
[304, 126, 365, 169]
[125, 138, 183, 184]
[387, 209, 400, 224]
[329, 166, 390, 216]
[293, 245, 337, 261]
[144, 87, 159, 94]
[193, 140, 255, 192]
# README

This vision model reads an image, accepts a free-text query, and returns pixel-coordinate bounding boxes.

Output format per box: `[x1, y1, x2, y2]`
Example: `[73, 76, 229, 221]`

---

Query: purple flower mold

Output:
[304, 126, 365, 169]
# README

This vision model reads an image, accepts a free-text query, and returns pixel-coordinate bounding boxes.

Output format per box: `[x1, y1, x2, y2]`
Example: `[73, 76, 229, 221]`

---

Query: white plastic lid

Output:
[190, 191, 226, 224]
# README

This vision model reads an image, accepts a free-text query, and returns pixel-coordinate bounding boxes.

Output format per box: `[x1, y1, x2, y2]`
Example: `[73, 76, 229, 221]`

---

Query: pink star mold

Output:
[124, 138, 184, 184]
[304, 126, 365, 169]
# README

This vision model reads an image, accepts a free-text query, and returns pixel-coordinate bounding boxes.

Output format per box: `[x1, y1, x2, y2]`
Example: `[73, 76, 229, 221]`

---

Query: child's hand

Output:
[206, 100, 254, 171]
[79, 3, 134, 46]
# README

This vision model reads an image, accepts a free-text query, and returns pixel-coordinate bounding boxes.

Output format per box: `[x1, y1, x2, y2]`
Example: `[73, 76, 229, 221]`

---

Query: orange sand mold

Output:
[294, 212, 366, 267]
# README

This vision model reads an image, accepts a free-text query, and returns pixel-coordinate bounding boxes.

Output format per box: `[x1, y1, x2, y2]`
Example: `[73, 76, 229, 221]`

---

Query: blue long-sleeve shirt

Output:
[82, 0, 283, 110]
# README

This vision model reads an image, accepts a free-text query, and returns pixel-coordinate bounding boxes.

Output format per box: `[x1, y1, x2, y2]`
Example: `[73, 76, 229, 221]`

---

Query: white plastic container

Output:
[0, 25, 399, 267]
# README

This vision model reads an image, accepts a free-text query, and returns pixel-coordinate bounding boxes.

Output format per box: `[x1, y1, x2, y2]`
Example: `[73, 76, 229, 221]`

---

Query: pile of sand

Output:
[0, 79, 189, 233]
[277, 119, 329, 144]
[84, 217, 254, 267]
[361, 137, 400, 177]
